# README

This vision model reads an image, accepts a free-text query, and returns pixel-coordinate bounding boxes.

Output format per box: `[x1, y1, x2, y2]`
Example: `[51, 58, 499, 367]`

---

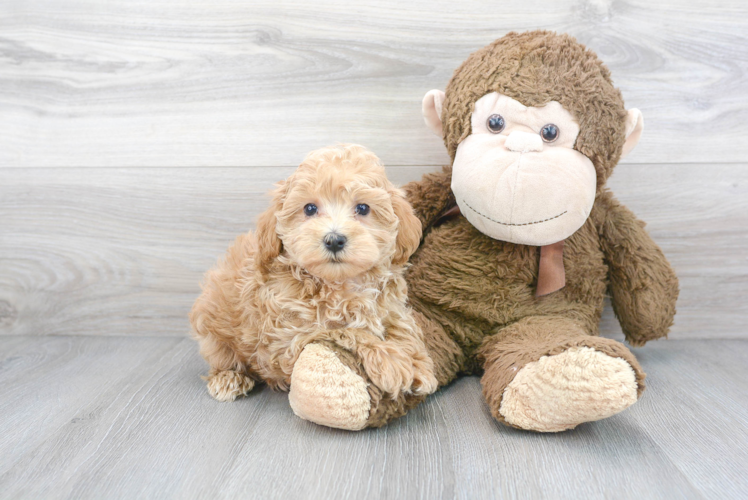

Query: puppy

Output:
[190, 144, 437, 409]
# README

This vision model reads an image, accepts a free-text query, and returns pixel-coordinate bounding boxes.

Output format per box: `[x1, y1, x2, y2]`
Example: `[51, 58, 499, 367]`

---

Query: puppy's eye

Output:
[540, 124, 559, 143]
[304, 203, 318, 216]
[355, 204, 370, 216]
[486, 114, 505, 134]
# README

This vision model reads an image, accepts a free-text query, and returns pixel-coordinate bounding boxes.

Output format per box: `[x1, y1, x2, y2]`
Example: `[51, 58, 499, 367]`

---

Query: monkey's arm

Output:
[597, 192, 679, 347]
[401, 165, 455, 234]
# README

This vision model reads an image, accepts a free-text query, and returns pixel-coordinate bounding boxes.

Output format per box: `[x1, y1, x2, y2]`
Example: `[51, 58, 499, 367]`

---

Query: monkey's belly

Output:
[405, 217, 607, 336]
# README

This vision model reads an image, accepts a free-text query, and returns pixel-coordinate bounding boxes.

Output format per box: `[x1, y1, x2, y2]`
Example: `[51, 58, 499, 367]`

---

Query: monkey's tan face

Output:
[450, 92, 597, 246]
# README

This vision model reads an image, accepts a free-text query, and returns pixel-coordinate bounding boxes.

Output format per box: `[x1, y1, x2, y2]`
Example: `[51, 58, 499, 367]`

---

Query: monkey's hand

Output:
[402, 165, 456, 235]
[598, 191, 679, 347]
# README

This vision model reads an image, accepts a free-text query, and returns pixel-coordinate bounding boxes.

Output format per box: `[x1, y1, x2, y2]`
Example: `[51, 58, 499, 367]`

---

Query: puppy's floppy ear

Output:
[390, 188, 423, 266]
[255, 179, 288, 275]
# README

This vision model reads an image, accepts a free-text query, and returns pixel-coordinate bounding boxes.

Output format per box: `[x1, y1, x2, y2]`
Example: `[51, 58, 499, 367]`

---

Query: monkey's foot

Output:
[499, 347, 638, 432]
[206, 369, 255, 402]
[289, 343, 371, 431]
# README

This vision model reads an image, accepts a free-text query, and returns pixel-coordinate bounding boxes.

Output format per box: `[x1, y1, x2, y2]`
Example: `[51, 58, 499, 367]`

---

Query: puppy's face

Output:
[257, 146, 421, 282]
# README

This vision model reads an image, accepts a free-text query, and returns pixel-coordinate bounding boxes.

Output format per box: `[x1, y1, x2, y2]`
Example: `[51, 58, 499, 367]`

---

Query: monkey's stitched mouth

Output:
[462, 200, 567, 227]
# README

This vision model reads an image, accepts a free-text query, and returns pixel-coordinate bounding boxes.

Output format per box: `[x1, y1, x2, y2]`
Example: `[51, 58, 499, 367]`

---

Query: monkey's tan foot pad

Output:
[206, 370, 255, 402]
[499, 346, 638, 432]
[289, 343, 371, 431]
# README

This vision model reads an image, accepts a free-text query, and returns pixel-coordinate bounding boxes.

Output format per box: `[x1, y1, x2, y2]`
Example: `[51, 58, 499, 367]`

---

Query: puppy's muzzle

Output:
[323, 233, 347, 254]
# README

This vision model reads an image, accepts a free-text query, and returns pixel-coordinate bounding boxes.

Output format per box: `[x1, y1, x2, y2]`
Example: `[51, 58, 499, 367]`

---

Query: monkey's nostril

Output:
[323, 233, 347, 254]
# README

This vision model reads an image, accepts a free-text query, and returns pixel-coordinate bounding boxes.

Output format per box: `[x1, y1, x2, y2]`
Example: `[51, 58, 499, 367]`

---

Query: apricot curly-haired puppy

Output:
[190, 144, 437, 429]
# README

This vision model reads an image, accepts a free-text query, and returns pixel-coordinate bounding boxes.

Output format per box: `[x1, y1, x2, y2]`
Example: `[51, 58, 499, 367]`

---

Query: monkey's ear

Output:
[620, 108, 644, 159]
[422, 89, 446, 137]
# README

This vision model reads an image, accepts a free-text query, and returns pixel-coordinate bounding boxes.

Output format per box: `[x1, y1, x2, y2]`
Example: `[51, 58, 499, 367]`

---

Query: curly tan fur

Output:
[190, 145, 437, 408]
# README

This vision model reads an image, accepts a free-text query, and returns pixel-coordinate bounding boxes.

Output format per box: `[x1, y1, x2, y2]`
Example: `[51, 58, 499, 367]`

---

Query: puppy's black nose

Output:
[323, 233, 347, 254]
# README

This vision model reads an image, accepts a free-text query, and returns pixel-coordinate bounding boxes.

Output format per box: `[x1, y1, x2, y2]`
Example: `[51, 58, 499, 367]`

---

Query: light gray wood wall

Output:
[1, 0, 747, 339]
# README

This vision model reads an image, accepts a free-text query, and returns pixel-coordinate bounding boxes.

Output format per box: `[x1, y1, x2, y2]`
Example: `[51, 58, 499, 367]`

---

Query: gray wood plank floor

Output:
[1, 337, 746, 499]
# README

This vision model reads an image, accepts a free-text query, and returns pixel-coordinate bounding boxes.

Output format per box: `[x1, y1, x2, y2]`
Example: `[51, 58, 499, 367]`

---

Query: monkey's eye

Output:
[540, 124, 559, 143]
[304, 203, 318, 216]
[355, 203, 370, 216]
[486, 114, 506, 134]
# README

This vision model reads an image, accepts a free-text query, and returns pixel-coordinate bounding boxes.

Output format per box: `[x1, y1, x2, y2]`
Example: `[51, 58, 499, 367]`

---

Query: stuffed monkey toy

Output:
[400, 30, 679, 431]
[286, 30, 678, 432]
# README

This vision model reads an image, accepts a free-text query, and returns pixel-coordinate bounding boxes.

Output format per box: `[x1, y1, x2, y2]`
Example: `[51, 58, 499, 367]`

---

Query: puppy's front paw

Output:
[359, 345, 437, 397]
[289, 343, 371, 431]
[411, 359, 438, 396]
[205, 370, 255, 402]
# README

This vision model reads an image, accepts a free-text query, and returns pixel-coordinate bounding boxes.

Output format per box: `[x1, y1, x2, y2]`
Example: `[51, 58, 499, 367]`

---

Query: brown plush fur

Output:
[387, 30, 678, 430]
[477, 315, 645, 428]
[190, 145, 437, 404]
[441, 30, 628, 189]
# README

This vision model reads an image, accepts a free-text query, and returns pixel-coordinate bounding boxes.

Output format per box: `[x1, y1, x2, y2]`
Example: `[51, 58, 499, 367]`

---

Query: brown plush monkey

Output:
[397, 30, 679, 431]
[280, 31, 678, 432]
